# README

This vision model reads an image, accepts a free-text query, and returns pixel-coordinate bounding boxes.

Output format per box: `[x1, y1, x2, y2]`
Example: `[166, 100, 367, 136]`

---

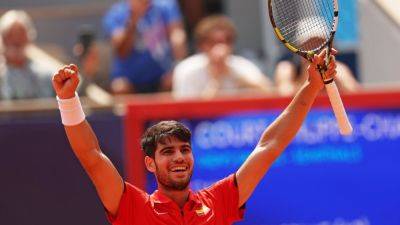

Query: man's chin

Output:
[157, 171, 193, 191]
[173, 179, 190, 189]
[178, 183, 190, 190]
[168, 177, 191, 190]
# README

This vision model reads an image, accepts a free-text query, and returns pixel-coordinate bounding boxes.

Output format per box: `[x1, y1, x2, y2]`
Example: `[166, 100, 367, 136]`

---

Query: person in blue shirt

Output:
[103, 0, 187, 94]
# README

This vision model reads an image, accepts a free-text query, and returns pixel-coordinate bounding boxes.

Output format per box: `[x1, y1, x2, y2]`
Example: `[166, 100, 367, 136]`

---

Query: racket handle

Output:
[325, 81, 353, 135]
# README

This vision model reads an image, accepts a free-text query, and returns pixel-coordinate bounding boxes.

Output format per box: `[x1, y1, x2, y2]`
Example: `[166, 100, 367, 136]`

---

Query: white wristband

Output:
[57, 93, 86, 126]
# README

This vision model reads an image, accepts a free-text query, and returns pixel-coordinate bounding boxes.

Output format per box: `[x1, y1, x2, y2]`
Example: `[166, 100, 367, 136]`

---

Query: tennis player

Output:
[52, 49, 337, 224]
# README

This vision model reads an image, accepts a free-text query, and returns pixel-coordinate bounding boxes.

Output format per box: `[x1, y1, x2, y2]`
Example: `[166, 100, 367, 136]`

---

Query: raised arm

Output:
[236, 50, 337, 206]
[111, 1, 149, 58]
[52, 64, 123, 216]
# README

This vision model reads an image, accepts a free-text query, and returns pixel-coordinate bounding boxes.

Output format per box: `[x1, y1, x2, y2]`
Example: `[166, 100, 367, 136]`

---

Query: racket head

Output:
[267, 0, 338, 60]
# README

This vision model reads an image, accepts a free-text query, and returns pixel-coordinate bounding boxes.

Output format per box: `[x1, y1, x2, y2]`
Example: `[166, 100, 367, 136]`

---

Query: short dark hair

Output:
[141, 120, 191, 158]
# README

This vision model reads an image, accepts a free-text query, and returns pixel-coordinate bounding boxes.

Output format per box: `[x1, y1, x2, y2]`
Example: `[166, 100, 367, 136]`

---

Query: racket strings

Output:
[295, 18, 330, 51]
[274, 2, 299, 35]
[275, 3, 298, 26]
[271, 0, 335, 52]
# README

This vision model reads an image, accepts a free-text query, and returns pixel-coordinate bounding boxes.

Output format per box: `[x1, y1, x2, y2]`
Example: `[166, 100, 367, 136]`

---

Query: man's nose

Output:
[173, 151, 185, 162]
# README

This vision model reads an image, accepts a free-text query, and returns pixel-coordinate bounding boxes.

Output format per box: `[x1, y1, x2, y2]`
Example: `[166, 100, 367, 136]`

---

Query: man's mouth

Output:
[170, 166, 188, 172]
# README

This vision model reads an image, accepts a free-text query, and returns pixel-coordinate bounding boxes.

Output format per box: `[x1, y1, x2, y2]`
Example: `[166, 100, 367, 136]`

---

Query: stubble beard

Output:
[155, 165, 192, 191]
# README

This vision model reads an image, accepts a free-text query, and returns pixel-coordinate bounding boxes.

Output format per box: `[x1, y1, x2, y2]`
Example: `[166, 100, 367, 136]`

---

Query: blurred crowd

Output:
[0, 0, 362, 101]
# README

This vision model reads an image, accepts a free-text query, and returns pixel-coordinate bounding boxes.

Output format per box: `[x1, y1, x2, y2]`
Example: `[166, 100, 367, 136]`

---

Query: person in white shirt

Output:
[172, 15, 272, 99]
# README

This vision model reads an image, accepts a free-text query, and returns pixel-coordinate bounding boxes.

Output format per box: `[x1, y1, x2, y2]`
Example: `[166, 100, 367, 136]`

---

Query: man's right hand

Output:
[307, 48, 338, 92]
[52, 64, 80, 99]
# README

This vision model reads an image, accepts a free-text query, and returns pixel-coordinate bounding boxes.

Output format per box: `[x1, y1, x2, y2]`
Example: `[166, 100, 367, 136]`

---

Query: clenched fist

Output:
[52, 64, 80, 99]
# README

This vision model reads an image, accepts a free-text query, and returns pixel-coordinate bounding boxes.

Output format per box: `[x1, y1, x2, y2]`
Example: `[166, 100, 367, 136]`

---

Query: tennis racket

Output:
[267, 0, 353, 135]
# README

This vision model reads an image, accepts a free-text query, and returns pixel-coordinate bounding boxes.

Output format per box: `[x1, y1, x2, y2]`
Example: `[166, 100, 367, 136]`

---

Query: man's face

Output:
[2, 22, 29, 66]
[201, 29, 233, 53]
[147, 137, 194, 191]
[129, 0, 151, 9]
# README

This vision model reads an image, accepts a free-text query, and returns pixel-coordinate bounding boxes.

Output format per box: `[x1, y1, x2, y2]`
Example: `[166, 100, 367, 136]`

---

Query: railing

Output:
[2, 84, 400, 115]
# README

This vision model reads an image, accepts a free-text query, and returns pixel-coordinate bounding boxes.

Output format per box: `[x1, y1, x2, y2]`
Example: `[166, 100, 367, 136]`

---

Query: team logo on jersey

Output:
[195, 204, 210, 216]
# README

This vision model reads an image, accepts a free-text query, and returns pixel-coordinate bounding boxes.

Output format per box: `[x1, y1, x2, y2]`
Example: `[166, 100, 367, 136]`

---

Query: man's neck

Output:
[158, 186, 190, 209]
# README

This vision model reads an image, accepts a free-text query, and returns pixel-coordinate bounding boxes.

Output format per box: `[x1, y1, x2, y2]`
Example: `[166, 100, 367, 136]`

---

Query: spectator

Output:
[0, 10, 54, 100]
[172, 15, 272, 100]
[103, 0, 187, 94]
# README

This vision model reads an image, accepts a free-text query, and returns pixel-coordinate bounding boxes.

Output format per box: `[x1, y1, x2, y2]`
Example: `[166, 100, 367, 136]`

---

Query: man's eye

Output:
[182, 148, 191, 153]
[163, 150, 173, 155]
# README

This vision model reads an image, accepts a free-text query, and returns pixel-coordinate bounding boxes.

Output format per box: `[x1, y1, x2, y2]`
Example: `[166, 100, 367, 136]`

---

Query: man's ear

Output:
[144, 156, 156, 173]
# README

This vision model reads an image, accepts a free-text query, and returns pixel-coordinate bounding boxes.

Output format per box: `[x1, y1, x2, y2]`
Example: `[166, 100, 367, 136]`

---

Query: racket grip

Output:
[325, 81, 353, 135]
